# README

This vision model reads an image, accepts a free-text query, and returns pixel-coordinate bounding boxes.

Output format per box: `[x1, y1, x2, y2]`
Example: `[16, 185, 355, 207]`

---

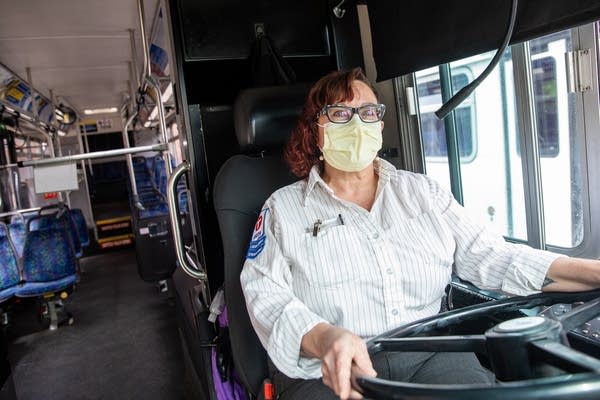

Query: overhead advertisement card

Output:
[0, 64, 55, 124]
[149, 5, 169, 77]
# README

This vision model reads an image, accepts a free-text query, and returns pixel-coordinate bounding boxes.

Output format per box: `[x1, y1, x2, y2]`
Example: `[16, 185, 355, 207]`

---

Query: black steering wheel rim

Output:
[355, 289, 600, 400]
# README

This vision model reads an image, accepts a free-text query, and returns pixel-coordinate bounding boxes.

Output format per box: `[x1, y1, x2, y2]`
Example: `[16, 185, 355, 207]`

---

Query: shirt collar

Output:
[302, 157, 396, 205]
[304, 164, 331, 205]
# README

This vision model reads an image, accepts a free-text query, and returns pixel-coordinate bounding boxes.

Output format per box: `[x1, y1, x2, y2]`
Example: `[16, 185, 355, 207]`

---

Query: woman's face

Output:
[316, 80, 381, 148]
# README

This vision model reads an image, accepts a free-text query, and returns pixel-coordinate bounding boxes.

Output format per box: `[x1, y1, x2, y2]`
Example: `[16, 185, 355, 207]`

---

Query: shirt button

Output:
[391, 309, 398, 316]
[372, 232, 379, 239]
[386, 268, 393, 275]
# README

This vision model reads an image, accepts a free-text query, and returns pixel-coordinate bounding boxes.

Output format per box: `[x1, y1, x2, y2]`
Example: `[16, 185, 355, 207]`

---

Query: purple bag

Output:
[211, 307, 249, 400]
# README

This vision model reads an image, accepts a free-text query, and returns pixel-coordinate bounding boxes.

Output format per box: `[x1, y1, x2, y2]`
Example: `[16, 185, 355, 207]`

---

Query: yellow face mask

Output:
[320, 115, 382, 172]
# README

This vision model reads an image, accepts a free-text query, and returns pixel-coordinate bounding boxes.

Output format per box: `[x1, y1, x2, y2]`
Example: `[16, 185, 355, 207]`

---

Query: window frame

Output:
[394, 21, 600, 259]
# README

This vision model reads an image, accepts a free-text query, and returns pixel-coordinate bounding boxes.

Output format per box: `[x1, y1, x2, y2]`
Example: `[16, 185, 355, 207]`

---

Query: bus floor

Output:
[6, 248, 188, 400]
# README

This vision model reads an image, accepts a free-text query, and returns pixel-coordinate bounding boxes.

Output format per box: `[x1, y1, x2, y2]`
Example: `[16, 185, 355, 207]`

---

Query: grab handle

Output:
[167, 161, 207, 281]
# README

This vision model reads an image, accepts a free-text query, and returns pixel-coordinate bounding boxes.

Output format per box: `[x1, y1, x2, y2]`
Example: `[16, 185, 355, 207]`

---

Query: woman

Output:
[241, 68, 600, 399]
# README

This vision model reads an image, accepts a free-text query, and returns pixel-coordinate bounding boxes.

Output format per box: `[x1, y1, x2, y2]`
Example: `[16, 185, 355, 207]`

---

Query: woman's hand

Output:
[301, 323, 377, 399]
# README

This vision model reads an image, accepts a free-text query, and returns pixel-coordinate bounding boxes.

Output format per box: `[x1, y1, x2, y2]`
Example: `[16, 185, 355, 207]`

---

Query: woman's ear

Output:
[381, 121, 385, 130]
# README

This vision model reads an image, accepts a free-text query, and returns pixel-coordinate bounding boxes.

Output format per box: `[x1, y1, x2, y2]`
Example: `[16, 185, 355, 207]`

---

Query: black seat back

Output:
[213, 84, 308, 396]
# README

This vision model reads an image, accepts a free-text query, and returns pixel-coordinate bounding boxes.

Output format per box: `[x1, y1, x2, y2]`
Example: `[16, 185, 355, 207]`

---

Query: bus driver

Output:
[240, 68, 600, 400]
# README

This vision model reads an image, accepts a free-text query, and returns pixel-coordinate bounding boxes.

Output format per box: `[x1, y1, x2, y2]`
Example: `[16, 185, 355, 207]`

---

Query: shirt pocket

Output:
[295, 224, 364, 289]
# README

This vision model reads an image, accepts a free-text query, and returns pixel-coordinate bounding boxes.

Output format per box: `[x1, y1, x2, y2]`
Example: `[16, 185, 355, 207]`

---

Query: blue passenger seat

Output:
[18, 227, 77, 294]
[0, 227, 20, 329]
[32, 209, 82, 258]
[7, 222, 26, 258]
[16, 218, 78, 330]
[0, 231, 21, 303]
[70, 208, 90, 248]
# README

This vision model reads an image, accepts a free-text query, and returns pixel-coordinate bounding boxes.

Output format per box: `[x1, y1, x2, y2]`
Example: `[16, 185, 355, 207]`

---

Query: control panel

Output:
[539, 303, 600, 343]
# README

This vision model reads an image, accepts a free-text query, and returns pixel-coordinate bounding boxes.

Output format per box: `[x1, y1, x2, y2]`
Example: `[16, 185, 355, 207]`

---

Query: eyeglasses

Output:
[317, 103, 386, 124]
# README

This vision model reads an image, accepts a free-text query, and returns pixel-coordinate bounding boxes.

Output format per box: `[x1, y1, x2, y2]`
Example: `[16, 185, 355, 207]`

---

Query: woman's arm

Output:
[429, 175, 559, 296]
[543, 257, 600, 292]
[241, 202, 328, 379]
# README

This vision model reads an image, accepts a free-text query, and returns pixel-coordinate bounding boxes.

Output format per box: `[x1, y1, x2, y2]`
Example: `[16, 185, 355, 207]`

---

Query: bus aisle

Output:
[6, 248, 187, 400]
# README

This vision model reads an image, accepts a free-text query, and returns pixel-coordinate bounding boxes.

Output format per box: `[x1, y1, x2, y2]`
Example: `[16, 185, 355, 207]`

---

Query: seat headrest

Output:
[233, 84, 309, 152]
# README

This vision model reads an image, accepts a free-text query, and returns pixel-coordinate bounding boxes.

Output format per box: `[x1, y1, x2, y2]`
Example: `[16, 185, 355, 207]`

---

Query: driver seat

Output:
[213, 84, 309, 397]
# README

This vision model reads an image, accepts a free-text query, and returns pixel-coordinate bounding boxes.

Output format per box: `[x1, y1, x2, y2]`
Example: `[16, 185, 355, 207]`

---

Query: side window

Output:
[532, 57, 559, 157]
[412, 26, 593, 252]
[417, 73, 476, 161]
[515, 56, 560, 158]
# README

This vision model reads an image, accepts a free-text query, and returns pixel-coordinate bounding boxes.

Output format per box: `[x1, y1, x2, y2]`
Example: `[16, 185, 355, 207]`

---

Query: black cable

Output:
[0, 105, 5, 134]
[13, 112, 22, 136]
[435, 0, 519, 120]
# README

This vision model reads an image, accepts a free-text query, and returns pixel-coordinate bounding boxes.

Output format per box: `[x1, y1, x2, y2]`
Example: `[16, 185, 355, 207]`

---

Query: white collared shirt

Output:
[240, 158, 560, 379]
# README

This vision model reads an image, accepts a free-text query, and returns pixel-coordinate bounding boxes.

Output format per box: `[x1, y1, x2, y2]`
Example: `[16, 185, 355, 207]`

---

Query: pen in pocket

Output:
[307, 214, 345, 237]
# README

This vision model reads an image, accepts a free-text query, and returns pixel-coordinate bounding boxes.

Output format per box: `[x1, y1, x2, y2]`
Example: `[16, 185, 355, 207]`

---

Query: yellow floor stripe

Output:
[96, 216, 131, 226]
[97, 234, 134, 244]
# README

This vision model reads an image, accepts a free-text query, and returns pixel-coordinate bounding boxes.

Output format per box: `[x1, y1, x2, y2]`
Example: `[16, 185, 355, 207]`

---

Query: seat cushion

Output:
[16, 275, 77, 297]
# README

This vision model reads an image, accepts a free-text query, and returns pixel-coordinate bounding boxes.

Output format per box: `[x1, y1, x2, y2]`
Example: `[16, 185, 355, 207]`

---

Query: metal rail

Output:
[19, 143, 167, 167]
[137, 0, 151, 89]
[136, 0, 172, 176]
[167, 161, 207, 281]
[0, 207, 41, 219]
[0, 101, 52, 139]
[122, 111, 144, 210]
[145, 75, 172, 175]
[75, 120, 97, 240]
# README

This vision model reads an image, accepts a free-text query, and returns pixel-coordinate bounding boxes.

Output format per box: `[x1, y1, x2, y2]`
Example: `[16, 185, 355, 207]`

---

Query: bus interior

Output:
[1, 0, 600, 399]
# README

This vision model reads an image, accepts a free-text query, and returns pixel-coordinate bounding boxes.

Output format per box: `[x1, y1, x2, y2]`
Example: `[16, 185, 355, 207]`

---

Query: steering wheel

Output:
[353, 290, 600, 400]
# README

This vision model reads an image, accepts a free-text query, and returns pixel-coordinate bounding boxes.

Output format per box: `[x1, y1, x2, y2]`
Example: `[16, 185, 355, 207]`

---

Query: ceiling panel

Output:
[0, 37, 131, 70]
[0, 0, 159, 114]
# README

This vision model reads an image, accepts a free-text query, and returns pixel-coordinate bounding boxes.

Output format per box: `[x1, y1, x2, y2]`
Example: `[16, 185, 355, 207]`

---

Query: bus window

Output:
[532, 57, 559, 157]
[417, 72, 475, 160]
[515, 56, 560, 158]
[530, 33, 584, 248]
[415, 53, 527, 240]
[413, 27, 587, 250]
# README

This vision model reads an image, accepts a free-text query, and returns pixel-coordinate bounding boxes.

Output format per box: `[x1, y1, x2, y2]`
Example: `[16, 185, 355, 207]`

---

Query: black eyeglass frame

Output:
[316, 103, 386, 124]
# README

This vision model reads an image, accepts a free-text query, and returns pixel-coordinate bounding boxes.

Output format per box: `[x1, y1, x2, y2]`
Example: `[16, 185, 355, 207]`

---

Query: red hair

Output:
[284, 68, 377, 178]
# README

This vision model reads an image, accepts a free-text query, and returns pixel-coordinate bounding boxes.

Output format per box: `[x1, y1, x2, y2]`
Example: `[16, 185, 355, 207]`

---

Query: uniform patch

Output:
[247, 208, 269, 259]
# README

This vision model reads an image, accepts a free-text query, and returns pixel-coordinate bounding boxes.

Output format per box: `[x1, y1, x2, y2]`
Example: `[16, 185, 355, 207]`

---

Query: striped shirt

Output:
[240, 158, 560, 379]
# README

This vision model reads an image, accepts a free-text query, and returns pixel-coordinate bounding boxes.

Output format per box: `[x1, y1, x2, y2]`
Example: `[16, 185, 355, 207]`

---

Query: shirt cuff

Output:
[501, 246, 562, 296]
[268, 301, 328, 379]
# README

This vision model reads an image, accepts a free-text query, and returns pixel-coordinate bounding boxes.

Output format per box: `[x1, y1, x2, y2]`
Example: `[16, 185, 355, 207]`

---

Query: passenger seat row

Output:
[131, 155, 188, 219]
[0, 207, 89, 329]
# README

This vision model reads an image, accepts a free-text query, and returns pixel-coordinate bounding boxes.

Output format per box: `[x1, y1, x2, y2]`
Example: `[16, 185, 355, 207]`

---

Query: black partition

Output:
[171, 0, 360, 105]
[166, 1, 365, 396]
[168, 0, 364, 292]
[179, 0, 331, 60]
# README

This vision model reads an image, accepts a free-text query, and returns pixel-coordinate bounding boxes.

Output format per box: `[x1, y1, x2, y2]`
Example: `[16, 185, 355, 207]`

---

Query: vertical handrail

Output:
[123, 111, 144, 210]
[76, 121, 97, 241]
[128, 29, 141, 90]
[46, 133, 64, 203]
[12, 168, 21, 210]
[82, 126, 94, 177]
[137, 0, 172, 176]
[167, 161, 207, 281]
[137, 0, 151, 86]
[145, 76, 172, 175]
